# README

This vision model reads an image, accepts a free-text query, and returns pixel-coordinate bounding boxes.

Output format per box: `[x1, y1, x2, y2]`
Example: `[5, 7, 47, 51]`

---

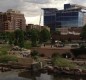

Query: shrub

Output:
[52, 53, 77, 68]
[0, 50, 8, 56]
[0, 55, 18, 63]
[24, 41, 32, 49]
[31, 50, 39, 61]
[52, 56, 77, 69]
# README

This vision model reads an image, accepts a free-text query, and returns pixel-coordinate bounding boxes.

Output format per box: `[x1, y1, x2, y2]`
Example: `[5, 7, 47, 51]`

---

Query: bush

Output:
[52, 53, 61, 58]
[0, 50, 9, 56]
[52, 53, 77, 68]
[0, 55, 18, 63]
[24, 41, 32, 49]
[0, 50, 17, 63]
[52, 57, 77, 69]
[31, 50, 39, 60]
[71, 47, 86, 58]
[0, 44, 11, 51]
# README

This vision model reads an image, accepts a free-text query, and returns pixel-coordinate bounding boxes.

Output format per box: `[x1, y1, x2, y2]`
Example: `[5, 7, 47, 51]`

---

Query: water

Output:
[0, 71, 86, 80]
[0, 71, 29, 80]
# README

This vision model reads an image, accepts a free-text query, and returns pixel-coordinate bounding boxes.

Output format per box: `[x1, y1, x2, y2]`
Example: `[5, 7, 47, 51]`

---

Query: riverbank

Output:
[0, 43, 86, 77]
[44, 66, 86, 76]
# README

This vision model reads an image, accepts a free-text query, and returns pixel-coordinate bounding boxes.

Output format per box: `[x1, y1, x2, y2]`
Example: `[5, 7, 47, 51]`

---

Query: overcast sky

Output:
[0, 0, 86, 25]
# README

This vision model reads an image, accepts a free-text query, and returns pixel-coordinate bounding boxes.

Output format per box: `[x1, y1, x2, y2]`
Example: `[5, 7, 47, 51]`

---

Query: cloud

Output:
[0, 0, 86, 25]
[0, 0, 22, 11]
[0, 0, 70, 16]
[70, 0, 86, 5]
[24, 0, 50, 4]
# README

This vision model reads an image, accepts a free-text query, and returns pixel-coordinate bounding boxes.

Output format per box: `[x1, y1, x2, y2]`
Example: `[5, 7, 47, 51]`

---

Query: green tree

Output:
[30, 29, 39, 47]
[80, 25, 86, 40]
[8, 32, 14, 45]
[51, 30, 61, 44]
[39, 28, 50, 43]
[0, 32, 6, 41]
[31, 50, 39, 60]
[4, 32, 10, 42]
[0, 32, 10, 43]
[14, 29, 24, 48]
[24, 30, 31, 40]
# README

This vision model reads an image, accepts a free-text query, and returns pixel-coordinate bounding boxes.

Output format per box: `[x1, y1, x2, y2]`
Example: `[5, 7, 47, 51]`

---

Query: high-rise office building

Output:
[0, 9, 26, 32]
[42, 4, 86, 31]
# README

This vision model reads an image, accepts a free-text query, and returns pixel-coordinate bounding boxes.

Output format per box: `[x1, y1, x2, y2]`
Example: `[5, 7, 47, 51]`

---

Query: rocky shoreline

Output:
[40, 66, 86, 76]
[0, 61, 86, 77]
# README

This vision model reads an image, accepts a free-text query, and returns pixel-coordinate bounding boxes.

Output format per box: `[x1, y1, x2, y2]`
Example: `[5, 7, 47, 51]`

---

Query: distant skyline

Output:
[0, 0, 86, 25]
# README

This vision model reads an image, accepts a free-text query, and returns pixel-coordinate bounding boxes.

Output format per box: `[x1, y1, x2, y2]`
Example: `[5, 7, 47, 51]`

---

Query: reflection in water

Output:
[0, 71, 29, 80]
[18, 71, 86, 80]
[0, 70, 85, 80]
[37, 73, 53, 80]
[19, 71, 53, 80]
[53, 74, 86, 80]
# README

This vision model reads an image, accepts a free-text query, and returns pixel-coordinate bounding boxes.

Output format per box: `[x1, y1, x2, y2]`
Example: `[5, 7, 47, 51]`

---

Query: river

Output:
[0, 70, 86, 80]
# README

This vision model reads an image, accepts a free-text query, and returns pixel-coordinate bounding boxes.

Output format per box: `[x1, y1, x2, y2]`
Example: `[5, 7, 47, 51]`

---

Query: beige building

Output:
[57, 27, 82, 35]
[0, 9, 26, 32]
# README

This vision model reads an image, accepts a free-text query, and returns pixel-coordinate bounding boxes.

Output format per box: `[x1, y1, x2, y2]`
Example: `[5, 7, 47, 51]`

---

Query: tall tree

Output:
[30, 29, 39, 47]
[24, 30, 31, 40]
[39, 28, 50, 43]
[0, 32, 10, 43]
[14, 29, 24, 48]
[8, 32, 14, 45]
[80, 25, 86, 40]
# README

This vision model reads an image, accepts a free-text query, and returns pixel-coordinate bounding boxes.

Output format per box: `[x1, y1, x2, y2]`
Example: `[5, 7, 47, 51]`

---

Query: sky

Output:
[0, 0, 86, 25]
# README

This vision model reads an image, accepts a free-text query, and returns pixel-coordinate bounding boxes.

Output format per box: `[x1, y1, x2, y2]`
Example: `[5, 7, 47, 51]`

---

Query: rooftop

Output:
[64, 4, 86, 10]
[6, 9, 21, 14]
[42, 4, 86, 11]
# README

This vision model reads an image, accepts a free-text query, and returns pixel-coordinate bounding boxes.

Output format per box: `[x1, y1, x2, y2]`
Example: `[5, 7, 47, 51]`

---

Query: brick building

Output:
[52, 27, 82, 41]
[26, 24, 50, 32]
[0, 9, 26, 32]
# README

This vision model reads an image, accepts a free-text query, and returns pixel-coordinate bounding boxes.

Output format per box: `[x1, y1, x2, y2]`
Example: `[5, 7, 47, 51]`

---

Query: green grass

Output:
[52, 57, 77, 69]
[0, 44, 18, 63]
[0, 55, 18, 63]
[80, 65, 86, 70]
[24, 41, 32, 49]
[0, 44, 11, 51]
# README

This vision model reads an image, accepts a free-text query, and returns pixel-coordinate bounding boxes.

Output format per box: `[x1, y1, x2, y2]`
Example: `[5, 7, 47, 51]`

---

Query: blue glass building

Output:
[42, 4, 86, 31]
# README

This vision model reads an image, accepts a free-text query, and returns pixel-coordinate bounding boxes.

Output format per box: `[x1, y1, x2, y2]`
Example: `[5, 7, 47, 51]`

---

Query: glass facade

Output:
[56, 11, 79, 27]
[43, 4, 86, 31]
[43, 8, 56, 31]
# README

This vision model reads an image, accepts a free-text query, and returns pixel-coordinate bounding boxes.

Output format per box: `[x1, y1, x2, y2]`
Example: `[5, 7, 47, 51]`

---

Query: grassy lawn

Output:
[0, 44, 11, 51]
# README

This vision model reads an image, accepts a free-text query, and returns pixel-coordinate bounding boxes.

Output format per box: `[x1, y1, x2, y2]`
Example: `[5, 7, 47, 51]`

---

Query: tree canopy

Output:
[39, 28, 50, 43]
[30, 29, 39, 47]
[14, 29, 24, 48]
[80, 25, 86, 40]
